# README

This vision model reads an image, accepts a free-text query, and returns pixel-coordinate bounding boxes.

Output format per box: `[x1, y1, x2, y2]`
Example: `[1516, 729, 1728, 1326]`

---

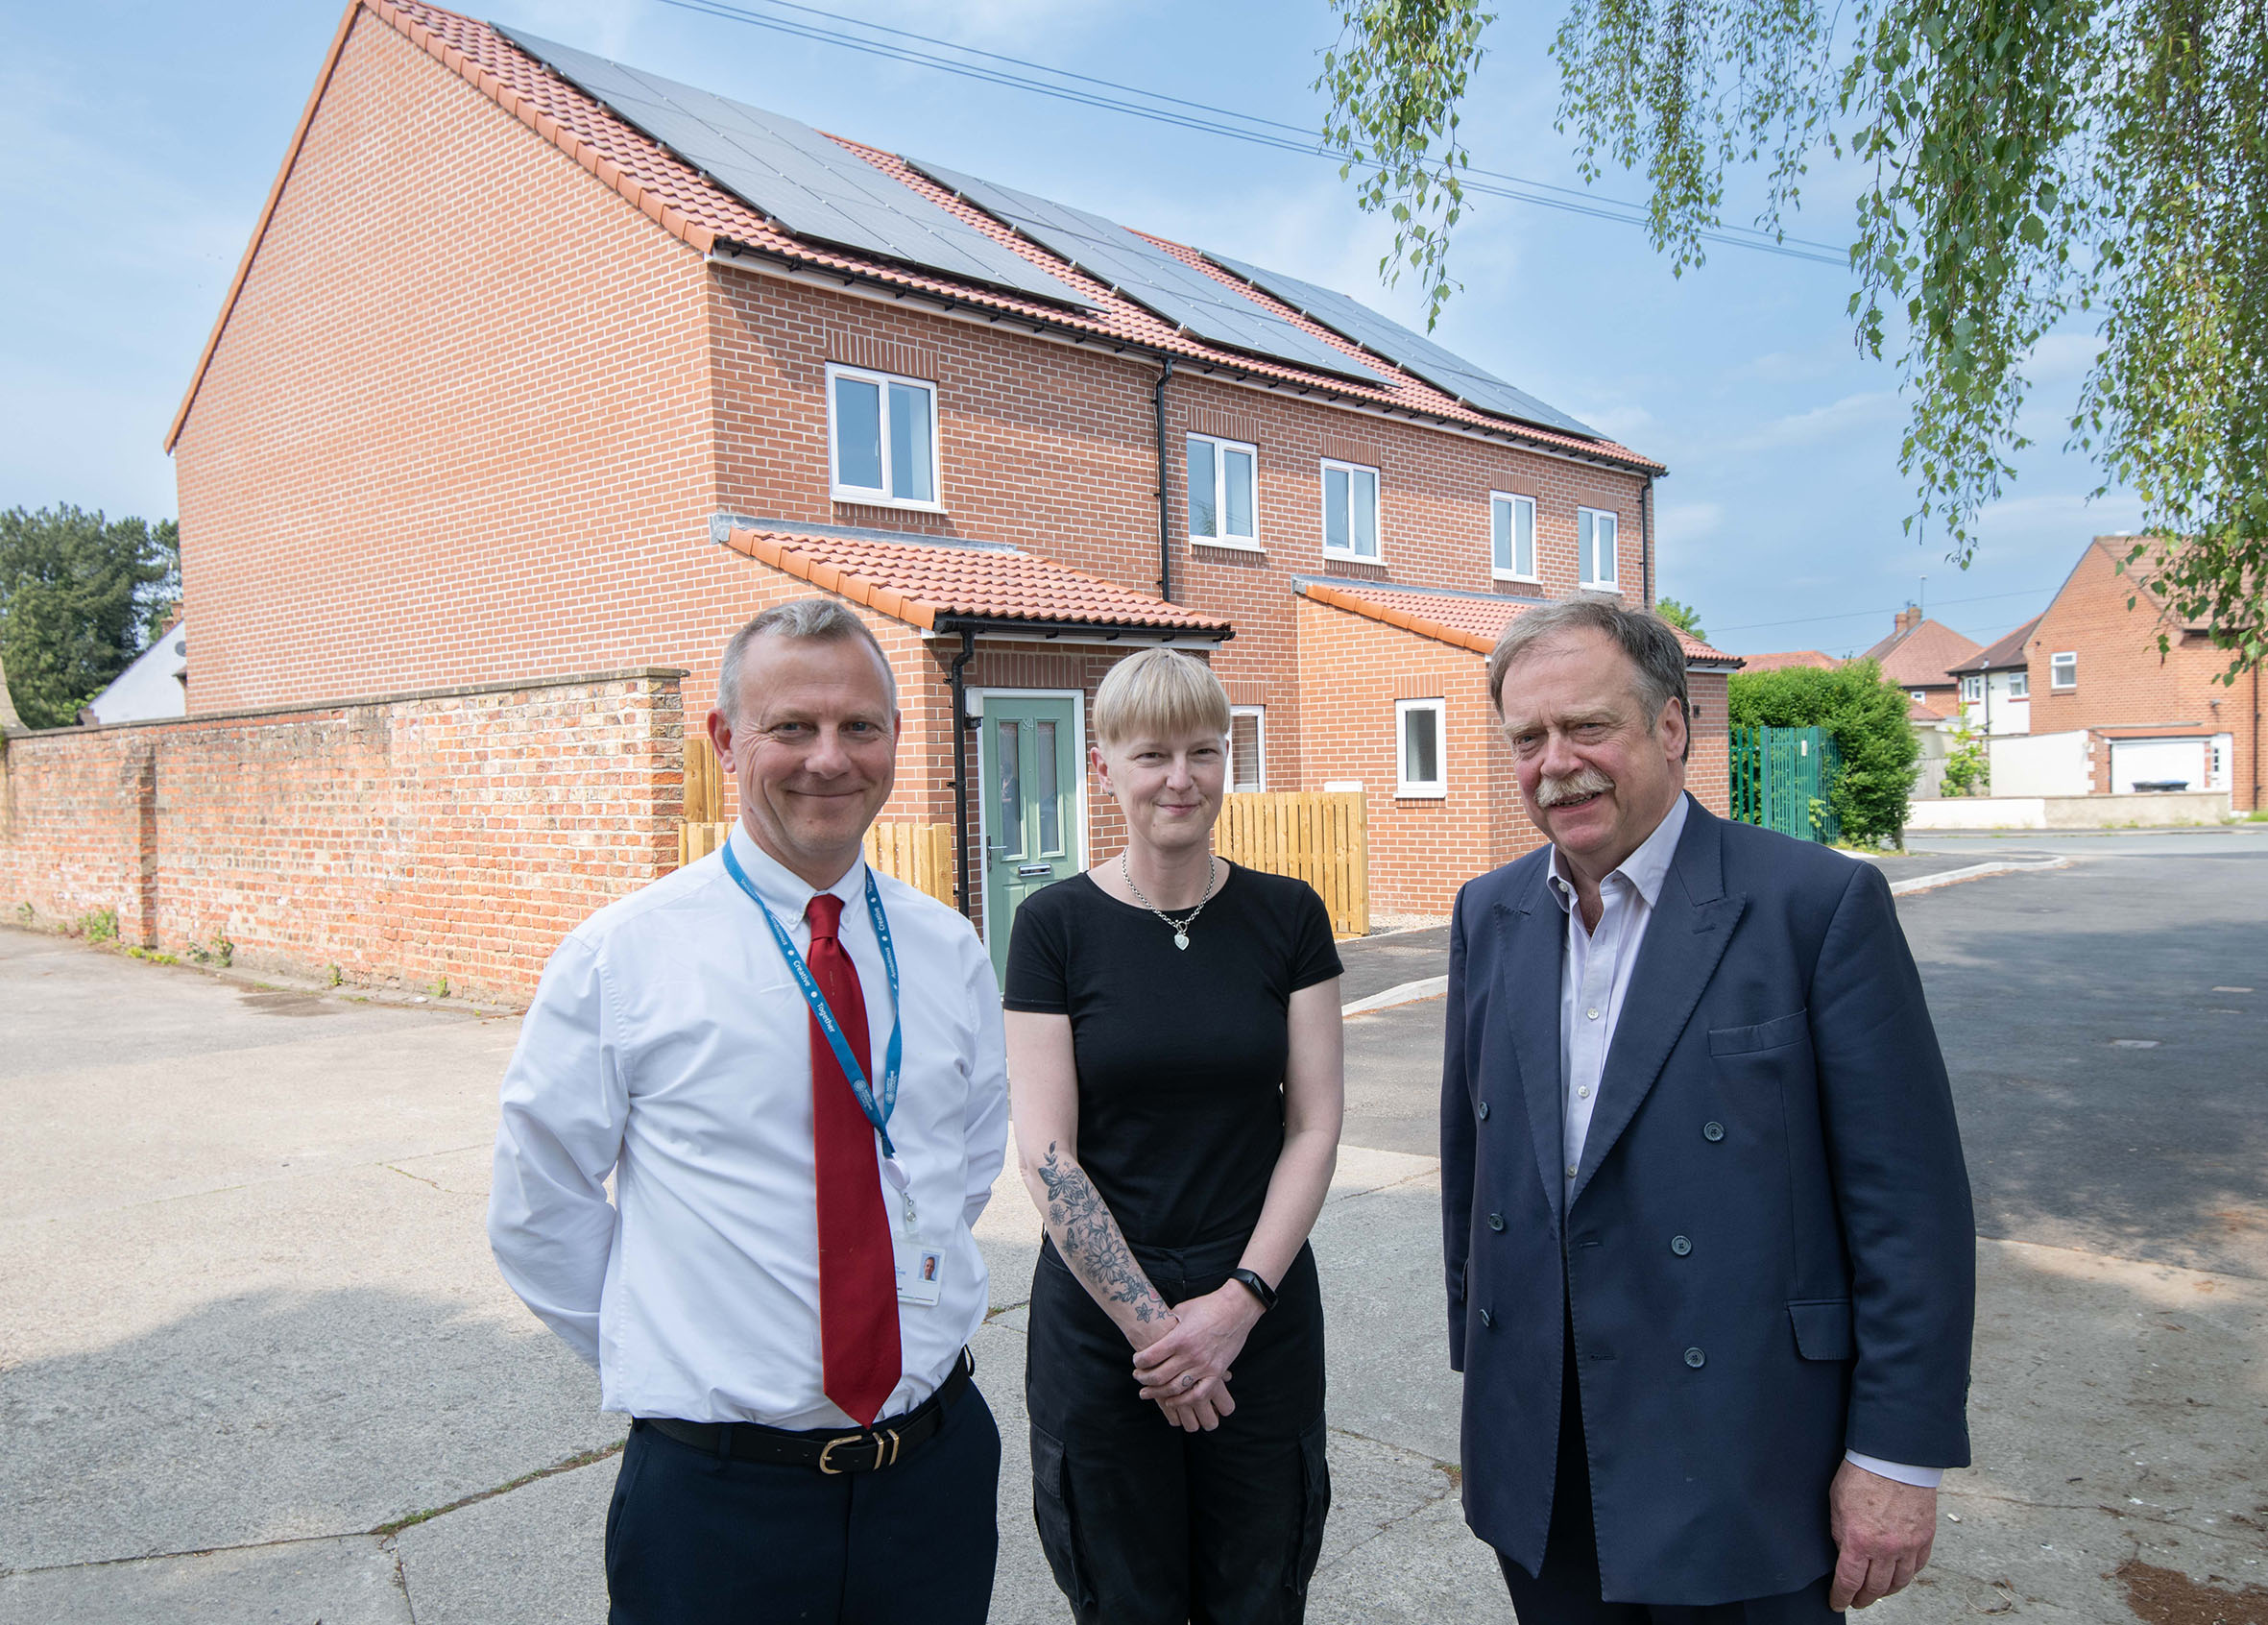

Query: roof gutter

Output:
[932, 614, 1230, 643]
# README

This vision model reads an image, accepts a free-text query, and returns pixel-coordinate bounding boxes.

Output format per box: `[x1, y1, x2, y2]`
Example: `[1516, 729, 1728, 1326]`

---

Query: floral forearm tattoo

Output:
[1036, 1141, 1170, 1324]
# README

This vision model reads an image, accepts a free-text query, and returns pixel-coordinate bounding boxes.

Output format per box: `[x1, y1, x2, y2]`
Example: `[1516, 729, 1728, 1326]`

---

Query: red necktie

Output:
[804, 892, 902, 1427]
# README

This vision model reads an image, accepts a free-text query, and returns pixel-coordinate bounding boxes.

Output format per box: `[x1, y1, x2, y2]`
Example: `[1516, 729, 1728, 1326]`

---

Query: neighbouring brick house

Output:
[2004, 538, 2260, 807]
[1943, 617, 2039, 738]
[1857, 610, 1982, 726]
[141, 0, 1734, 971]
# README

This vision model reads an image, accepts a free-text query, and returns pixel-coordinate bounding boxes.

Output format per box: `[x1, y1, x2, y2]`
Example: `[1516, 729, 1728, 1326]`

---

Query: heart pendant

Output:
[1173, 932, 1190, 951]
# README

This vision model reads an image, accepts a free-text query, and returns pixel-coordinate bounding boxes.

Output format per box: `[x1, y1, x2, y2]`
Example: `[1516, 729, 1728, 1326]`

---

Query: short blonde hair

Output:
[1093, 648, 1231, 749]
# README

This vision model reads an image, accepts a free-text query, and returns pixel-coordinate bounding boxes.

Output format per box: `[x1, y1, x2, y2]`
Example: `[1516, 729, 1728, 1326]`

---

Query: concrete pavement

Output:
[4, 837, 2265, 1623]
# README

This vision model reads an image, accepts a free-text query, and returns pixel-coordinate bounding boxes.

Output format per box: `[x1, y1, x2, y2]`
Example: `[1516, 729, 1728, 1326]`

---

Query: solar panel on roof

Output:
[909, 161, 1387, 387]
[1203, 252, 1600, 439]
[495, 27, 1097, 312]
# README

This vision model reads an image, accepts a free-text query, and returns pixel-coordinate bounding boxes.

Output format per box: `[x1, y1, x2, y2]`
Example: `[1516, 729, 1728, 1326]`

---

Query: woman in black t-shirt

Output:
[1004, 649, 1345, 1625]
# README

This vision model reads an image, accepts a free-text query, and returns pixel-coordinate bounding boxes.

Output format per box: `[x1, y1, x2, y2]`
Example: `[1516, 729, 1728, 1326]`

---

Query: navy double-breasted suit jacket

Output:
[1440, 797, 1974, 1605]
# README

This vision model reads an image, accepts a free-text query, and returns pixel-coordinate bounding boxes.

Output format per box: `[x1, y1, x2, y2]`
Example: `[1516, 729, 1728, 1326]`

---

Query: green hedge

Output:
[1727, 659, 1919, 845]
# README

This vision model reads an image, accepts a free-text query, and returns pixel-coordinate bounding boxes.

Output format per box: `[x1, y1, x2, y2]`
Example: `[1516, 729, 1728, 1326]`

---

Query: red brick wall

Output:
[2024, 542, 2260, 808]
[0, 670, 683, 1002]
[173, 11, 735, 715]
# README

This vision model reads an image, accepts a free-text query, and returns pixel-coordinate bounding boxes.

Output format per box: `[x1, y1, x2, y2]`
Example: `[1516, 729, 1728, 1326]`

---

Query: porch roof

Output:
[1292, 577, 1742, 669]
[718, 521, 1233, 640]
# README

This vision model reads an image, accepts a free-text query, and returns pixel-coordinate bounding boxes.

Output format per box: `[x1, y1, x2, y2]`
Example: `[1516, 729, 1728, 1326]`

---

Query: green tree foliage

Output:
[1653, 596, 1706, 638]
[1729, 658, 1918, 842]
[1316, 0, 2268, 671]
[0, 505, 181, 729]
[1939, 702, 1991, 796]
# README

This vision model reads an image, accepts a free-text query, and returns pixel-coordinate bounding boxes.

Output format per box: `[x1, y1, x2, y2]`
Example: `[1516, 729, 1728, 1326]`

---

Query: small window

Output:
[1961, 674, 1984, 703]
[1228, 706, 1266, 792]
[1491, 492, 1537, 581]
[1187, 434, 1259, 546]
[2007, 670, 2029, 699]
[828, 364, 938, 507]
[1912, 691, 1928, 703]
[1578, 507, 1619, 588]
[1396, 698, 1445, 798]
[2050, 651, 2077, 689]
[1321, 459, 1381, 561]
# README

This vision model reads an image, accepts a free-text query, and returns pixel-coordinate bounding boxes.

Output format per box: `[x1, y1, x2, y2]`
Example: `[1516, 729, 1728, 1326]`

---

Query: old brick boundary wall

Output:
[0, 669, 685, 1004]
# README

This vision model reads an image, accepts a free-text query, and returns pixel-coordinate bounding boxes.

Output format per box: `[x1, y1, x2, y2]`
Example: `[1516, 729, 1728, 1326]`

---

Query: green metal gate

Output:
[1731, 726, 1843, 843]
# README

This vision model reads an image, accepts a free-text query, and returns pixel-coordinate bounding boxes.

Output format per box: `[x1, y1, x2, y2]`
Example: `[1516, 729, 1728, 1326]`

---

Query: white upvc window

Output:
[827, 363, 940, 508]
[2007, 669, 2030, 699]
[1321, 458, 1381, 561]
[2050, 651, 2077, 689]
[1395, 698, 1445, 798]
[1491, 492, 1537, 581]
[1961, 674, 1985, 703]
[1228, 706, 1267, 792]
[1578, 506, 1619, 589]
[1187, 434, 1259, 546]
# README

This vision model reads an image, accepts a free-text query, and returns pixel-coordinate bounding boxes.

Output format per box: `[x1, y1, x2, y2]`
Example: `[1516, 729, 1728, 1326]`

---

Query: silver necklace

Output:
[1121, 852, 1218, 951]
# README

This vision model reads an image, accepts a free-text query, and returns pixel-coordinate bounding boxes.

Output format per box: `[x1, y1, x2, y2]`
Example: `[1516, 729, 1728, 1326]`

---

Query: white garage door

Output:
[2110, 737, 2207, 792]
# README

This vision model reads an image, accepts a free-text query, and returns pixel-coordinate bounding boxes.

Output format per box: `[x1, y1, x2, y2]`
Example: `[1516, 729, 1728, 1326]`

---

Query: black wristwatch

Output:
[1229, 1268, 1277, 1313]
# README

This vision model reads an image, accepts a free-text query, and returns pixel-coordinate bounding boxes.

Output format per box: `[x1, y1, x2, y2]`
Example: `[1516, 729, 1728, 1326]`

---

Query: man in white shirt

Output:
[1440, 596, 1974, 1624]
[489, 598, 1008, 1624]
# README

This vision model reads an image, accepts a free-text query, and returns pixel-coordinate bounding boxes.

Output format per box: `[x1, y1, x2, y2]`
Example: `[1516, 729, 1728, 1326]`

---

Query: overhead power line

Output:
[650, 0, 1851, 268]
[1715, 585, 2056, 638]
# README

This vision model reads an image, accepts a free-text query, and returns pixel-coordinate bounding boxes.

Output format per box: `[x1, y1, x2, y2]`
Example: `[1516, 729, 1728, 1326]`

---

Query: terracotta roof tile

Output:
[1293, 579, 1740, 667]
[253, 1, 1660, 477]
[1736, 649, 1841, 672]
[721, 525, 1232, 637]
[1855, 618, 1983, 688]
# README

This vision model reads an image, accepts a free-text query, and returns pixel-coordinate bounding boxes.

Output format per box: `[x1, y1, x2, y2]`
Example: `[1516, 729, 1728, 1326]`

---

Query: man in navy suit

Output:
[1442, 596, 1974, 1624]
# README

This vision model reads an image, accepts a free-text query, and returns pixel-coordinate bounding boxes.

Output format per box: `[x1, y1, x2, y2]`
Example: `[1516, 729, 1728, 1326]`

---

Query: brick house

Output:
[2006, 539, 2259, 807]
[161, 0, 1733, 956]
[1857, 610, 1981, 725]
[1943, 617, 2039, 738]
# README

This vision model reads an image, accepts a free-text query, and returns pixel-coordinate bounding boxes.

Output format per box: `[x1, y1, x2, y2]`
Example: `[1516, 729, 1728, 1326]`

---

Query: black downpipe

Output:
[948, 627, 977, 919]
[1641, 475, 1655, 608]
[1153, 357, 1176, 602]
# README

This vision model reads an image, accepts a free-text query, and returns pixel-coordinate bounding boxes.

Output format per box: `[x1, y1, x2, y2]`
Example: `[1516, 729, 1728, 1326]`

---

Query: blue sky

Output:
[0, 0, 2135, 656]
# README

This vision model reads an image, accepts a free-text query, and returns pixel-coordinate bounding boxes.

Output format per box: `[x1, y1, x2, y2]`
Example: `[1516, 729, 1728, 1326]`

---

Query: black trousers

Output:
[604, 1380, 1001, 1625]
[1497, 1317, 1841, 1625]
[1026, 1237, 1331, 1625]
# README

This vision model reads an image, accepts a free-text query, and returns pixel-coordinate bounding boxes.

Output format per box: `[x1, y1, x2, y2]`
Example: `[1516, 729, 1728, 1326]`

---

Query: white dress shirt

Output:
[1545, 793, 1940, 1491]
[488, 823, 1009, 1429]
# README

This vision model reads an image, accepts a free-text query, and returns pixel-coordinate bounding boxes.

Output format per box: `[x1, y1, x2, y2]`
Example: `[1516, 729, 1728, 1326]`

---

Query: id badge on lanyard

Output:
[720, 843, 939, 1306]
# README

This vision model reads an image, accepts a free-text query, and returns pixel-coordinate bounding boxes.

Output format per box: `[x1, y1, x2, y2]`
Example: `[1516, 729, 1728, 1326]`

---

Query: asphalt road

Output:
[1337, 837, 2268, 1279]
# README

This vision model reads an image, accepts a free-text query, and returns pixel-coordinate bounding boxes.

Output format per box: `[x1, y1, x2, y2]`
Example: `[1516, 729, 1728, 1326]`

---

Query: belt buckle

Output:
[817, 1429, 900, 1474]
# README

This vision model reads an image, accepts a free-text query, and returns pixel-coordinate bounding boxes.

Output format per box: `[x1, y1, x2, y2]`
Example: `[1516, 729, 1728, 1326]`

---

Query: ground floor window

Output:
[1396, 698, 1445, 798]
[1229, 706, 1266, 792]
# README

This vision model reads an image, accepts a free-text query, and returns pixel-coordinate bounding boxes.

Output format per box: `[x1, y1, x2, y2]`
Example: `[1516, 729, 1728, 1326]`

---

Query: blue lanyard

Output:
[721, 843, 904, 1159]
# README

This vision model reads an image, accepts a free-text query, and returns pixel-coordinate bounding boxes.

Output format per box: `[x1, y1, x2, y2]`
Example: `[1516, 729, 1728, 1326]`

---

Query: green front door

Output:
[980, 694, 1081, 984]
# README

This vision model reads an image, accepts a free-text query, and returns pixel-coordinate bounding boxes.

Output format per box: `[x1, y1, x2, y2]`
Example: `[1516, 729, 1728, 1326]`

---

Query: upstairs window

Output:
[1491, 492, 1537, 581]
[1321, 459, 1381, 561]
[1961, 674, 1985, 704]
[2050, 651, 2077, 690]
[1229, 706, 1266, 792]
[1188, 434, 1258, 545]
[2007, 670, 2030, 699]
[1396, 697, 1445, 797]
[829, 364, 938, 507]
[1578, 507, 1619, 589]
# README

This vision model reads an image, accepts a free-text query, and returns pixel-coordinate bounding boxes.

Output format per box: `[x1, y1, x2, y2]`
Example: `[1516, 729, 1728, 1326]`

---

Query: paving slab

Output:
[393, 1452, 616, 1625]
[0, 1535, 411, 1624]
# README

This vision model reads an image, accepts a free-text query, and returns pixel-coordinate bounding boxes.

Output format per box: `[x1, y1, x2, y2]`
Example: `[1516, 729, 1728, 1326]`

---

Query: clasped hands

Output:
[1127, 1284, 1262, 1433]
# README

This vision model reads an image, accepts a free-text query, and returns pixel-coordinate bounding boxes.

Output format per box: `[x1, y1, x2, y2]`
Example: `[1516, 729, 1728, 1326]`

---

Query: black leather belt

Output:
[639, 1348, 973, 1474]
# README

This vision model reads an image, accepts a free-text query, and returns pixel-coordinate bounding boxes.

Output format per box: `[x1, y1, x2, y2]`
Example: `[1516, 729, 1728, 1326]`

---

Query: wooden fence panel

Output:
[1215, 790, 1369, 938]
[684, 733, 724, 823]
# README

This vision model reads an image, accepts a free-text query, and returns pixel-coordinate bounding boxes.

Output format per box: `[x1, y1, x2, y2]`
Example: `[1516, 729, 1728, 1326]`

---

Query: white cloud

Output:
[1734, 389, 1899, 450]
[1656, 500, 1724, 544]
